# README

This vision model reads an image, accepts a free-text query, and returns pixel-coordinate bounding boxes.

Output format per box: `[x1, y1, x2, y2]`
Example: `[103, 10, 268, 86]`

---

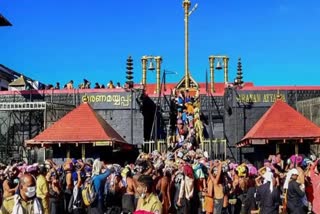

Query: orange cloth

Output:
[186, 103, 194, 115]
[204, 196, 214, 213]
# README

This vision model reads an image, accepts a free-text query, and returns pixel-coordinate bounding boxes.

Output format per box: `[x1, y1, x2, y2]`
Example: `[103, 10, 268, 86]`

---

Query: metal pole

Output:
[150, 70, 165, 144]
[183, 0, 191, 89]
[209, 96, 214, 156]
[155, 103, 158, 145]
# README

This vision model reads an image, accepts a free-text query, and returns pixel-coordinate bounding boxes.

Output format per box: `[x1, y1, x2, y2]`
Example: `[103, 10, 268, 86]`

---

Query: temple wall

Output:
[0, 89, 143, 163]
[1, 87, 320, 163]
[296, 97, 320, 156]
[224, 88, 320, 162]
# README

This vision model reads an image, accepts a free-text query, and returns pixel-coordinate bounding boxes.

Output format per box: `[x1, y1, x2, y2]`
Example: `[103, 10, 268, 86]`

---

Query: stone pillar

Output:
[209, 56, 215, 93]
[155, 56, 162, 95]
[223, 57, 229, 84]
[141, 56, 148, 85]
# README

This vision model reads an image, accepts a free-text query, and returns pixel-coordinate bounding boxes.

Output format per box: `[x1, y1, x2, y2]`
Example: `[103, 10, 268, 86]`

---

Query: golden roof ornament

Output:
[276, 89, 282, 100]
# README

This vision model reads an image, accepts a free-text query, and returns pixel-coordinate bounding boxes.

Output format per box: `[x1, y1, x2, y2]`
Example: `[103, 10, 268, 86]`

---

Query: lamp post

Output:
[162, 70, 177, 145]
[163, 70, 177, 92]
[208, 55, 229, 93]
[149, 69, 177, 146]
[141, 55, 162, 95]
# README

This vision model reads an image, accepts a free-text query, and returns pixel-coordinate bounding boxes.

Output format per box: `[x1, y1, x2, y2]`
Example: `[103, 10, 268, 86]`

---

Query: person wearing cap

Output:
[287, 168, 306, 214]
[136, 175, 162, 214]
[288, 155, 305, 186]
[256, 171, 281, 214]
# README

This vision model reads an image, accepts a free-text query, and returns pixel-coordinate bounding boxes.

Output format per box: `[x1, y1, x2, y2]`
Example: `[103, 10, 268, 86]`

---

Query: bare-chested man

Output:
[156, 170, 171, 214]
[2, 167, 19, 199]
[63, 160, 74, 214]
[122, 169, 137, 214]
[209, 161, 224, 214]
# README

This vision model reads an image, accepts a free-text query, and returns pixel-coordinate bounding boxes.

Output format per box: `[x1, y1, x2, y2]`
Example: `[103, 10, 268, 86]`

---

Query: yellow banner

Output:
[95, 141, 113, 146]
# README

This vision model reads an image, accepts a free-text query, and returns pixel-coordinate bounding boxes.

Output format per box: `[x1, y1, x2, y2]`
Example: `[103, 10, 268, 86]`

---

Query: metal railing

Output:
[0, 102, 47, 111]
[142, 138, 227, 160]
[201, 139, 227, 160]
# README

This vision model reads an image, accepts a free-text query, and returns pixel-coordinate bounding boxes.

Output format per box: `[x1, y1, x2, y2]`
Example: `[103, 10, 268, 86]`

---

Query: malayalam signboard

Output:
[80, 92, 136, 109]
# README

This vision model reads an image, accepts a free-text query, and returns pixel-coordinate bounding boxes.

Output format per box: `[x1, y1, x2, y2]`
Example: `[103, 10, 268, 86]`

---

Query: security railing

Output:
[142, 138, 227, 160]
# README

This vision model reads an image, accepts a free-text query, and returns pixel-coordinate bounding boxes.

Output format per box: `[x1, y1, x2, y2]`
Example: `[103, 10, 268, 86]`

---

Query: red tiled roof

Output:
[238, 98, 320, 147]
[26, 102, 132, 149]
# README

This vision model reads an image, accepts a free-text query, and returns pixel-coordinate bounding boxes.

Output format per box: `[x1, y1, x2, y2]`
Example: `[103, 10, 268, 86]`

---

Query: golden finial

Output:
[276, 89, 282, 100]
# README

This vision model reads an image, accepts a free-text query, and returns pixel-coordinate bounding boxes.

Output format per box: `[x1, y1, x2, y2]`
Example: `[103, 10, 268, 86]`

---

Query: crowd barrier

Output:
[142, 138, 227, 160]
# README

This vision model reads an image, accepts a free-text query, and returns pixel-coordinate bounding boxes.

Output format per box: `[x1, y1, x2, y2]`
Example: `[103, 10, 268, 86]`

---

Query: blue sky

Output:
[1, 0, 320, 87]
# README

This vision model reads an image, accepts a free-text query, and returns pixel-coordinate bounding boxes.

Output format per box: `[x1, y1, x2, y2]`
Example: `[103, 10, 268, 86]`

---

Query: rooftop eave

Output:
[237, 137, 320, 147]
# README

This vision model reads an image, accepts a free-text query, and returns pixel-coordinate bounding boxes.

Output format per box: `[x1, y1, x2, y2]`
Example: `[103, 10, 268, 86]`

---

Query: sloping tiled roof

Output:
[26, 102, 131, 149]
[238, 98, 320, 147]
